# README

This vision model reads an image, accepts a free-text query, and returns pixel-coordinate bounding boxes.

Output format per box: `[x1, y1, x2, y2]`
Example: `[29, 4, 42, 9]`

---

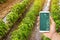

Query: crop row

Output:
[51, 0, 60, 32]
[0, 0, 33, 39]
[10, 0, 44, 40]
[0, 19, 9, 38]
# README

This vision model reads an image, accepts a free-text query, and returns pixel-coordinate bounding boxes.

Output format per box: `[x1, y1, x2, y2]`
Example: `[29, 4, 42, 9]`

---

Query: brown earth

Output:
[0, 0, 22, 19]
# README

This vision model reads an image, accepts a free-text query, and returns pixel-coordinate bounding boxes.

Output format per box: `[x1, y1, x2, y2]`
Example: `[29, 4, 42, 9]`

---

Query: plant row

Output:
[10, 0, 44, 40]
[0, 19, 9, 39]
[0, 0, 32, 39]
[51, 0, 60, 32]
[5, 0, 32, 27]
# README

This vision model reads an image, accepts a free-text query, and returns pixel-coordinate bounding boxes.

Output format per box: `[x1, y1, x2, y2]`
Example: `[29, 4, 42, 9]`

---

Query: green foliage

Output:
[6, 0, 31, 27]
[10, 0, 44, 40]
[51, 0, 60, 32]
[41, 35, 51, 40]
[0, 0, 6, 4]
[0, 19, 9, 38]
[0, 0, 32, 39]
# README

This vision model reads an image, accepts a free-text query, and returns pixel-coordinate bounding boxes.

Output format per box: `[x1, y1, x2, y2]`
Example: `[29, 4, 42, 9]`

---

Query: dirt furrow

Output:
[0, 0, 22, 19]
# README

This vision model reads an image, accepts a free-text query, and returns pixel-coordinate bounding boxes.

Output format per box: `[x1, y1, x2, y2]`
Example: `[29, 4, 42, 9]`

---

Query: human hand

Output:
[43, 16, 56, 39]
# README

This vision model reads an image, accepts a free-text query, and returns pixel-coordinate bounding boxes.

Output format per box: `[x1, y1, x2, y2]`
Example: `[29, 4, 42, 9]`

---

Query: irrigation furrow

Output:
[29, 0, 51, 40]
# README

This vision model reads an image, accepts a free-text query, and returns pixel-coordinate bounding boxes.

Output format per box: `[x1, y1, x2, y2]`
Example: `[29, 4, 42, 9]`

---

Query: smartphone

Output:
[39, 11, 50, 32]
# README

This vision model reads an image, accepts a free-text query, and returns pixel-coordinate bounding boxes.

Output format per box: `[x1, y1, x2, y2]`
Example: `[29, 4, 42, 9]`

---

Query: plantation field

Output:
[0, 0, 60, 40]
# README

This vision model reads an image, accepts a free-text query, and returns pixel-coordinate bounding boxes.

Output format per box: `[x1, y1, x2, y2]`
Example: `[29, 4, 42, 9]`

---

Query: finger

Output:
[50, 16, 56, 32]
[50, 16, 55, 24]
[50, 16, 56, 26]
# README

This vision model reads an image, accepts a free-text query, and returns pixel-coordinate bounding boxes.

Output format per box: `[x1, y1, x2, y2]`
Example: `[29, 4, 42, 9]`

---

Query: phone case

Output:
[40, 11, 50, 32]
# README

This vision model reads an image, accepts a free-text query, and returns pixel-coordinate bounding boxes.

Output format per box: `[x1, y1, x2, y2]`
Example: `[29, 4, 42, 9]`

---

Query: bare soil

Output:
[0, 0, 22, 19]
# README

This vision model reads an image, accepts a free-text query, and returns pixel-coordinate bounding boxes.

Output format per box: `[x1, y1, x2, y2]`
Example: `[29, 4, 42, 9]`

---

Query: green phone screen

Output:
[40, 13, 50, 31]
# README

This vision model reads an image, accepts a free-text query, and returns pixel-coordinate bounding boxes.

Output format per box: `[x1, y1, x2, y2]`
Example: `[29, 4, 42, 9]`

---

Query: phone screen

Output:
[40, 12, 50, 31]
